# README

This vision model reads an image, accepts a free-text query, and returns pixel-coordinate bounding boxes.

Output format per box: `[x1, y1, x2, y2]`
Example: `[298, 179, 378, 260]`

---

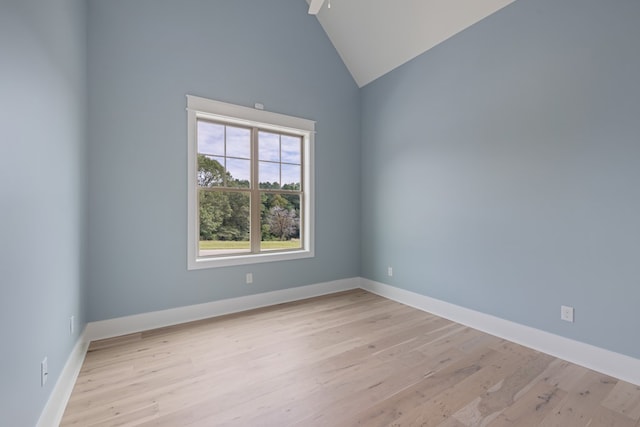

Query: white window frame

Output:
[187, 95, 315, 269]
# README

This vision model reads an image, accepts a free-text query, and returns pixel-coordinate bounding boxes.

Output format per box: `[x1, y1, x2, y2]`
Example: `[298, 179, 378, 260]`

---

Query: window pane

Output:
[259, 161, 280, 189]
[226, 126, 250, 159]
[281, 164, 301, 189]
[260, 193, 301, 251]
[199, 190, 250, 256]
[197, 121, 224, 156]
[198, 155, 225, 187]
[281, 135, 301, 164]
[226, 158, 250, 188]
[259, 131, 280, 162]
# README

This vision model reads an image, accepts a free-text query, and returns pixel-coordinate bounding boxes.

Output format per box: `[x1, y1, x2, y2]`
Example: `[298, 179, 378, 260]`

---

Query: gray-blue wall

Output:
[361, 0, 640, 358]
[0, 0, 88, 425]
[86, 0, 361, 321]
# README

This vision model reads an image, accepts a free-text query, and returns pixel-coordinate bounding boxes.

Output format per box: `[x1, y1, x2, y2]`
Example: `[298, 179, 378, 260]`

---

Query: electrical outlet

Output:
[561, 305, 574, 322]
[387, 266, 393, 277]
[41, 357, 48, 387]
[70, 315, 75, 335]
[246, 273, 253, 284]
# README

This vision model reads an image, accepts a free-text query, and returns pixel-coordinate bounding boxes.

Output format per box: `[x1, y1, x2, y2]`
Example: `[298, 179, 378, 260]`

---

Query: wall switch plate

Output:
[246, 273, 253, 284]
[41, 357, 48, 387]
[561, 305, 574, 322]
[70, 315, 75, 335]
[387, 266, 393, 277]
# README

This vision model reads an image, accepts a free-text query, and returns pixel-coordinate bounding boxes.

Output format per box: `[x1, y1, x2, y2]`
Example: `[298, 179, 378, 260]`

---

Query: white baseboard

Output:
[39, 276, 640, 427]
[36, 329, 90, 427]
[360, 278, 640, 387]
[35, 278, 358, 427]
[85, 277, 359, 341]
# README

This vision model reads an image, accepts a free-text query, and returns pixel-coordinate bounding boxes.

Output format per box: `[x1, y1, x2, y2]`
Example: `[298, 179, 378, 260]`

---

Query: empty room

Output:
[2, 0, 640, 426]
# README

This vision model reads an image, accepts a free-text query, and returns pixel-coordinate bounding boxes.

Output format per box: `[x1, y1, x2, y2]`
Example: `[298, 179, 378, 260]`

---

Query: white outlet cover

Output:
[561, 305, 574, 322]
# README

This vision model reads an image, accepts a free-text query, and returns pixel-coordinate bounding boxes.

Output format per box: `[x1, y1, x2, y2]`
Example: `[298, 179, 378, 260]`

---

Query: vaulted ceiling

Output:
[310, 0, 516, 87]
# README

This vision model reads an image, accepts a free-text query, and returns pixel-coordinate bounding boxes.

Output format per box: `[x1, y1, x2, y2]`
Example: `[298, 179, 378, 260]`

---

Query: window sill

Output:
[187, 248, 314, 270]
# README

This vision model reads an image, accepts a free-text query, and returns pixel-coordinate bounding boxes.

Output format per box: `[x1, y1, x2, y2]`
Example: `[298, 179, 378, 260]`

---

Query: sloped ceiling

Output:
[311, 0, 516, 87]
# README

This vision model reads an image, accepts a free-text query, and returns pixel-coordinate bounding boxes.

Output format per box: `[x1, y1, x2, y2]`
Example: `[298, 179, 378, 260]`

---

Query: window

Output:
[187, 95, 314, 269]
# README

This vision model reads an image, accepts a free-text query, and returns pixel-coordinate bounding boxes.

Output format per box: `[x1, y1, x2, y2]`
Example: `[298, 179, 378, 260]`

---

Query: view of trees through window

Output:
[197, 120, 303, 257]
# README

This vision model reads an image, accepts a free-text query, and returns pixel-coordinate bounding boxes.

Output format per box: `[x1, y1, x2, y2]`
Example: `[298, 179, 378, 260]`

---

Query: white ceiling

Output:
[311, 0, 516, 87]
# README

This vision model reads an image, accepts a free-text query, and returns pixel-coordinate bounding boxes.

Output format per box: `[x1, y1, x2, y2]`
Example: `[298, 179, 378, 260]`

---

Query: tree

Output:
[217, 192, 250, 241]
[199, 191, 231, 240]
[198, 154, 302, 243]
[198, 154, 233, 240]
[268, 206, 298, 240]
[197, 154, 227, 187]
[271, 194, 289, 208]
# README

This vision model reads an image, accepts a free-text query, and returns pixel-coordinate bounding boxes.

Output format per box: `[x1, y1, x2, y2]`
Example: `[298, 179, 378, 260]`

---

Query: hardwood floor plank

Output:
[586, 408, 638, 427]
[540, 370, 620, 426]
[486, 379, 567, 426]
[447, 347, 556, 426]
[602, 381, 640, 422]
[339, 347, 503, 426]
[60, 290, 640, 427]
[375, 348, 549, 426]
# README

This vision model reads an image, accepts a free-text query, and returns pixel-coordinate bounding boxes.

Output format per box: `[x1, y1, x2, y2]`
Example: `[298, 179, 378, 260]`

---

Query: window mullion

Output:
[250, 127, 261, 254]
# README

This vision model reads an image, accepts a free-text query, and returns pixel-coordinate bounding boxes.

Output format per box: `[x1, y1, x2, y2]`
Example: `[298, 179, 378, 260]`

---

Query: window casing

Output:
[187, 95, 315, 269]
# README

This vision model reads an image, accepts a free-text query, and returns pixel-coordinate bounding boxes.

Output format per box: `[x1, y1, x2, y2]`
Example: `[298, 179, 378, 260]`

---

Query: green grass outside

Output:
[199, 239, 300, 250]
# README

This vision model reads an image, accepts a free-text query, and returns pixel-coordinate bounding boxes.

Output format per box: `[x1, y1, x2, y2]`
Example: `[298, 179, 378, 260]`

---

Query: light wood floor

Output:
[61, 290, 640, 426]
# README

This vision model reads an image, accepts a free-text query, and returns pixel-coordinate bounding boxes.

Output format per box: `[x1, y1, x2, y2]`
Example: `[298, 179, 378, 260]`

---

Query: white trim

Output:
[186, 95, 315, 132]
[36, 329, 90, 427]
[85, 278, 358, 341]
[186, 95, 315, 270]
[36, 277, 640, 426]
[360, 278, 640, 387]
[190, 248, 315, 270]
